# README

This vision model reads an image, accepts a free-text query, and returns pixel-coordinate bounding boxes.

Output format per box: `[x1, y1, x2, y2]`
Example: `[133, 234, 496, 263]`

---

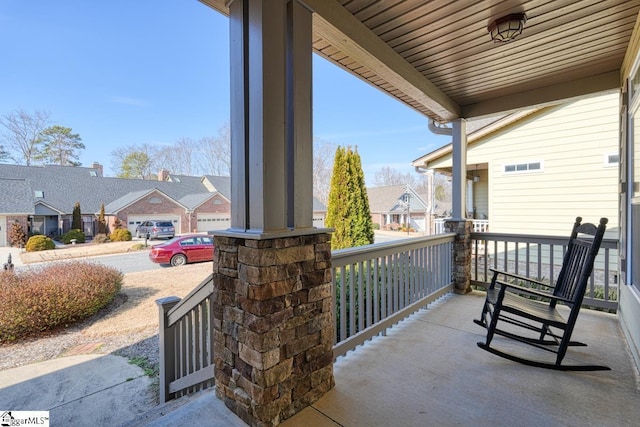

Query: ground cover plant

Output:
[0, 262, 123, 343]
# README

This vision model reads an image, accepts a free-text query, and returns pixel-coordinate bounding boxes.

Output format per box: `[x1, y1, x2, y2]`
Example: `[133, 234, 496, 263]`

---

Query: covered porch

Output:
[285, 291, 638, 426]
[160, 1, 640, 425]
[151, 286, 638, 426]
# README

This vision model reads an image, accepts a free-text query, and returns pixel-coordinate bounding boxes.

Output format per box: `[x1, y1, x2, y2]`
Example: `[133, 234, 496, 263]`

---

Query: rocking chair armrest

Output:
[494, 280, 572, 304]
[489, 269, 555, 289]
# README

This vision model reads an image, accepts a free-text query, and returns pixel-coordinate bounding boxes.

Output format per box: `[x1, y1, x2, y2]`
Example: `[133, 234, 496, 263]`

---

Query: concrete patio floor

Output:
[141, 291, 639, 426]
[282, 291, 639, 427]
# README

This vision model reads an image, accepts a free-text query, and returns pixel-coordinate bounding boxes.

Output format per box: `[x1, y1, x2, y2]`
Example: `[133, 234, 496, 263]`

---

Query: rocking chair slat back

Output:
[553, 219, 607, 308]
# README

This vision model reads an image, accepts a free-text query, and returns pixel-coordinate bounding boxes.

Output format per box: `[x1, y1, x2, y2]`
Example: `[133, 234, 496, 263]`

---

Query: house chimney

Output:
[158, 169, 170, 181]
[91, 162, 103, 177]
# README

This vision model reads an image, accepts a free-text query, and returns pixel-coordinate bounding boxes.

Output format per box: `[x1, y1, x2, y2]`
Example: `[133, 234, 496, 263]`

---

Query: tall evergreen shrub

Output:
[97, 203, 107, 234]
[71, 202, 82, 230]
[325, 146, 374, 250]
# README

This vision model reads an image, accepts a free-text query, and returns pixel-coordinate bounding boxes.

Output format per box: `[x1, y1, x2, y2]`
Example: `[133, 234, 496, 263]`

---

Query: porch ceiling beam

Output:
[306, 0, 460, 122]
[461, 70, 621, 119]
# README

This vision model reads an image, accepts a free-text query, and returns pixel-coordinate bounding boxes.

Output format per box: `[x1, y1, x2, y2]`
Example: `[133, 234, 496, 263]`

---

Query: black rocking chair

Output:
[474, 217, 610, 371]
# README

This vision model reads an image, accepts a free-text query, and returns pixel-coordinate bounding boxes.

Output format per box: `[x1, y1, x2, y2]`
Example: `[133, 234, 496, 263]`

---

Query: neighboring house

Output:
[411, 91, 619, 239]
[366, 185, 429, 232]
[0, 179, 36, 246]
[0, 163, 327, 245]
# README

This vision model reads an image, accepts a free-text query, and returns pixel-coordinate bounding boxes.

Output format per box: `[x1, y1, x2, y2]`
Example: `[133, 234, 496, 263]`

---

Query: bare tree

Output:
[373, 166, 418, 188]
[197, 122, 231, 176]
[434, 172, 452, 202]
[313, 138, 337, 205]
[0, 109, 50, 165]
[155, 138, 197, 176]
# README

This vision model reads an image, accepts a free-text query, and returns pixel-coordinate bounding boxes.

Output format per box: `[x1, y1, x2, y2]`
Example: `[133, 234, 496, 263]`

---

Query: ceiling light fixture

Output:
[488, 13, 527, 43]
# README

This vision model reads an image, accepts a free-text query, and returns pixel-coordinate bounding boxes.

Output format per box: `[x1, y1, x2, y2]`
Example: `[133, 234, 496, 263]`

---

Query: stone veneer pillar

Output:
[444, 219, 472, 294]
[212, 232, 335, 426]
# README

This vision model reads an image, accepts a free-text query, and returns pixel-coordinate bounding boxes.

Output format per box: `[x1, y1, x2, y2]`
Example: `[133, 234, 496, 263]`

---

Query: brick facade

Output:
[111, 192, 231, 234]
[115, 192, 188, 234]
[6, 216, 28, 247]
[212, 232, 335, 426]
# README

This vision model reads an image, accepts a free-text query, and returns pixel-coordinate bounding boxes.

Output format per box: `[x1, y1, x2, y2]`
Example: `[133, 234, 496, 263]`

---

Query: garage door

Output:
[313, 214, 325, 228]
[411, 217, 426, 232]
[127, 214, 181, 236]
[197, 213, 231, 232]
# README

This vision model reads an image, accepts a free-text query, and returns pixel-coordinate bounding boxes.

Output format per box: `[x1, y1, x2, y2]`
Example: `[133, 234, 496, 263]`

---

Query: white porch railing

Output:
[156, 230, 619, 404]
[331, 233, 455, 358]
[470, 232, 619, 311]
[434, 218, 489, 234]
[156, 235, 456, 402]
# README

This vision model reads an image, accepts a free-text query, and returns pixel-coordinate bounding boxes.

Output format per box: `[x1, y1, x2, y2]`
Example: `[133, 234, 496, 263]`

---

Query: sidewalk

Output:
[0, 354, 155, 426]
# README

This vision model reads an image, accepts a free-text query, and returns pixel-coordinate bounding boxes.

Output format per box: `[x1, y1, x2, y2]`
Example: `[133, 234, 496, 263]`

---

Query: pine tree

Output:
[325, 146, 374, 250]
[72, 202, 82, 230]
[97, 202, 107, 234]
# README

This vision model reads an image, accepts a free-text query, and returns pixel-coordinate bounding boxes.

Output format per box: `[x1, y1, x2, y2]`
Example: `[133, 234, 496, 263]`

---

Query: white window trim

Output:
[502, 160, 544, 175]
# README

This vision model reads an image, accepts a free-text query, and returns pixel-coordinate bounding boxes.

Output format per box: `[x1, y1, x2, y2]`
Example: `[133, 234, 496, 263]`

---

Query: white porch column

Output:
[229, 0, 313, 236]
[451, 119, 467, 220]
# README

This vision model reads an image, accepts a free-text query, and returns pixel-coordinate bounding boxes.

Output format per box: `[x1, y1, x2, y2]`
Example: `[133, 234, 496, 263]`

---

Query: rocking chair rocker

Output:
[474, 217, 609, 371]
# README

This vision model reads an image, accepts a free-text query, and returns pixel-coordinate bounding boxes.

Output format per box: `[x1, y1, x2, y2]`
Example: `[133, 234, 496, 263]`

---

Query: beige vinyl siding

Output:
[489, 93, 618, 236]
[430, 92, 619, 237]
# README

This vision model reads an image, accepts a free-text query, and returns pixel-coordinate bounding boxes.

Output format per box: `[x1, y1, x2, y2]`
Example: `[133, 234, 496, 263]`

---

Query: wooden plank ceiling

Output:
[200, 0, 640, 122]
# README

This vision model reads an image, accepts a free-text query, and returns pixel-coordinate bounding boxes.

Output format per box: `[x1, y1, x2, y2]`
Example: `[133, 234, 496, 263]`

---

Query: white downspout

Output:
[428, 119, 452, 136]
[421, 118, 466, 222]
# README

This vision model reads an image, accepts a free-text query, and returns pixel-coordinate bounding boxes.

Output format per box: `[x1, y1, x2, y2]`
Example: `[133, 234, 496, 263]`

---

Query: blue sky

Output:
[0, 0, 449, 184]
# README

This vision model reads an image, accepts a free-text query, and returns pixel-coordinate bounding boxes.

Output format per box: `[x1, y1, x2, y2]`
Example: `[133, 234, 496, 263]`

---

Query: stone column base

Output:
[212, 232, 335, 426]
[444, 219, 472, 295]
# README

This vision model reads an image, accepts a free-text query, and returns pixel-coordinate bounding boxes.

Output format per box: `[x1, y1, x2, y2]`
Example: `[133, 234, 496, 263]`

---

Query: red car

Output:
[149, 234, 215, 266]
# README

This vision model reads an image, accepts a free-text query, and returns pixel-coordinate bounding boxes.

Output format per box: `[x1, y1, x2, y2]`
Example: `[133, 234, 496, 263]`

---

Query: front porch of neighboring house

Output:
[30, 214, 96, 239]
[435, 217, 490, 234]
[152, 229, 635, 426]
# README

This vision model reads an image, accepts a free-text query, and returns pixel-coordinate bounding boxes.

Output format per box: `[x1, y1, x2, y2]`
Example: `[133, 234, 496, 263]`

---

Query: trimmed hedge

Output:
[25, 235, 56, 252]
[109, 229, 132, 242]
[0, 262, 123, 342]
[60, 229, 86, 244]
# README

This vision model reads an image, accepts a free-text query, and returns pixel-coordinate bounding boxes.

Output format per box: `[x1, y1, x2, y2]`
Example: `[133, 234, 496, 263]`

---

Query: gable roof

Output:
[0, 164, 327, 217]
[202, 175, 231, 200]
[313, 197, 326, 212]
[412, 108, 543, 168]
[0, 164, 221, 214]
[367, 185, 428, 214]
[0, 179, 35, 214]
[103, 189, 155, 213]
[179, 192, 220, 211]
